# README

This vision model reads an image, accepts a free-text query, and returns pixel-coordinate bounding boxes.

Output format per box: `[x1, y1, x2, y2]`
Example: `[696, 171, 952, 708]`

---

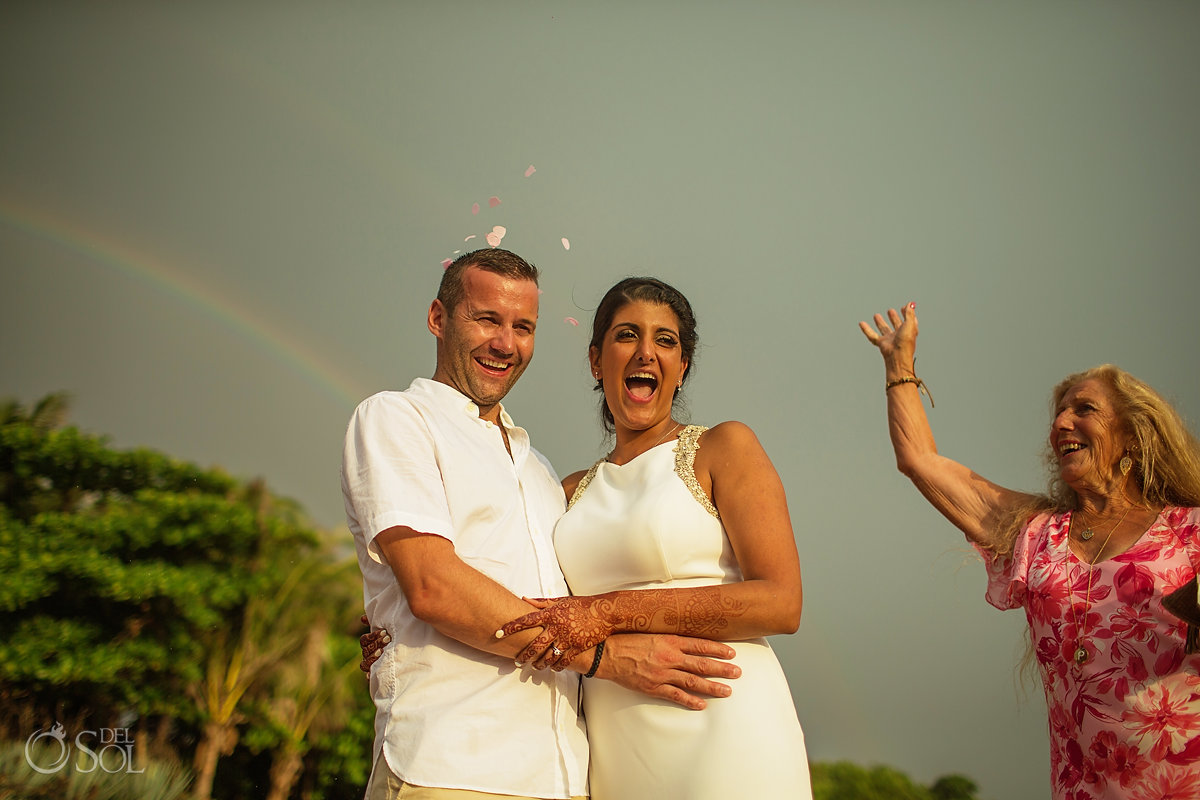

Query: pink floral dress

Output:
[980, 506, 1200, 800]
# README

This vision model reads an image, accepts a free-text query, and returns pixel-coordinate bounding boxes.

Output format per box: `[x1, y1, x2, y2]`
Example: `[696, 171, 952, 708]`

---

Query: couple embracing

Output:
[342, 248, 812, 800]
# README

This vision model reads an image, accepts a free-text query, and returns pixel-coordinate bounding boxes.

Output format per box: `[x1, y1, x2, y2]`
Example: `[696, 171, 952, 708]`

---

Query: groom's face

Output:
[429, 265, 539, 420]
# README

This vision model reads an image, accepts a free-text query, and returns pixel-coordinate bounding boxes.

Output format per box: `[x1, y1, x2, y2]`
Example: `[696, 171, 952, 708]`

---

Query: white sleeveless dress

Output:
[556, 426, 813, 800]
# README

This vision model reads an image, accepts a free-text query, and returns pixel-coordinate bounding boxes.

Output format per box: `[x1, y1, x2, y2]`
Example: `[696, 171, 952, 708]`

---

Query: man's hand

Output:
[597, 633, 741, 710]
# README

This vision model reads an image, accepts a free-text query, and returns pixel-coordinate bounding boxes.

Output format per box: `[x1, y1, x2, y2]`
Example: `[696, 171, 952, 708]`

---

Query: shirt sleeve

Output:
[972, 510, 1055, 612]
[342, 393, 455, 561]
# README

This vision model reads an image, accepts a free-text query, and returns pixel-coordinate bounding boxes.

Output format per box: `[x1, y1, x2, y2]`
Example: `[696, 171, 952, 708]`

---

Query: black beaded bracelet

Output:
[584, 641, 606, 678]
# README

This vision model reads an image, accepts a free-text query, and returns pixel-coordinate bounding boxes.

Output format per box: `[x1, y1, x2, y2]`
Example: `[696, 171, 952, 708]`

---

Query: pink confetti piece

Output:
[464, 234, 477, 241]
[564, 316, 579, 326]
[524, 165, 536, 177]
[441, 258, 453, 269]
[488, 196, 501, 208]
[561, 237, 571, 250]
[453, 250, 461, 254]
[485, 225, 507, 247]
[471, 202, 480, 215]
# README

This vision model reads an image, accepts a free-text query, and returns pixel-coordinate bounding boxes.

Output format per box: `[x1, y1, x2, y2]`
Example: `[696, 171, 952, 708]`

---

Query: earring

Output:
[1119, 455, 1133, 476]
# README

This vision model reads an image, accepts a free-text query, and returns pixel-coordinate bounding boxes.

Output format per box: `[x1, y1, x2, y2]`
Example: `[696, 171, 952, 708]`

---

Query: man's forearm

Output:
[376, 525, 542, 658]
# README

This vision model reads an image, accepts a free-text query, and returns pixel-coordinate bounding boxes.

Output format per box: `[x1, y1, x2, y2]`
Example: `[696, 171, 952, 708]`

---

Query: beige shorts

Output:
[364, 750, 587, 800]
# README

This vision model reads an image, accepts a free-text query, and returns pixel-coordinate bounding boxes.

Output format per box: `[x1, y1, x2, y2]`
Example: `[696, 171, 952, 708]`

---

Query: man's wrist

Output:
[584, 641, 606, 678]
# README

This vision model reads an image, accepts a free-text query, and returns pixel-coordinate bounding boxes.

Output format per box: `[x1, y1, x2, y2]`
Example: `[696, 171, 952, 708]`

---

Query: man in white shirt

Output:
[343, 249, 739, 800]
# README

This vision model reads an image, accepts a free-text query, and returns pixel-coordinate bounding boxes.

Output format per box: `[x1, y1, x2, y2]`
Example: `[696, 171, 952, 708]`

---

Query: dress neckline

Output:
[603, 434, 682, 469]
[568, 425, 715, 517]
[1060, 506, 1166, 566]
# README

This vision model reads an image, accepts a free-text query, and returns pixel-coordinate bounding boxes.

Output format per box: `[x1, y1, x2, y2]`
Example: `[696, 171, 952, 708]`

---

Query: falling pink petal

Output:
[488, 196, 501, 208]
[564, 316, 579, 326]
[471, 202, 480, 215]
[453, 249, 461, 254]
[524, 165, 536, 177]
[561, 237, 571, 250]
[464, 234, 477, 241]
[441, 258, 453, 269]
[485, 225, 507, 248]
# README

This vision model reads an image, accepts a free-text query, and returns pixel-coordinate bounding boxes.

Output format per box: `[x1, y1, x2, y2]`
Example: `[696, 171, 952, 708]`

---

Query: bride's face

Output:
[589, 300, 689, 435]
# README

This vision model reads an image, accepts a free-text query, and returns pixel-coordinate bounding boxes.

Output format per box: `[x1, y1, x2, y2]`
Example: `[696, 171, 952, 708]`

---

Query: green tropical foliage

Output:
[811, 761, 982, 800]
[0, 395, 372, 800]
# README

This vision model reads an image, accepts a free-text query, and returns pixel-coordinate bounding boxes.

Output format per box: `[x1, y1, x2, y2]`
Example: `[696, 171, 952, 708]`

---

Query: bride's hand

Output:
[358, 615, 390, 674]
[498, 595, 613, 671]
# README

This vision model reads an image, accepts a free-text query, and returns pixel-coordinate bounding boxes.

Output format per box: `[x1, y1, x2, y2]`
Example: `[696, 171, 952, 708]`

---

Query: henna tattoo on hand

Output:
[502, 586, 748, 670]
[359, 627, 390, 673]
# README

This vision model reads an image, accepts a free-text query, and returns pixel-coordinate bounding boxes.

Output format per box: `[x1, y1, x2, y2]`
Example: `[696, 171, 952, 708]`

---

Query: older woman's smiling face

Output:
[1050, 378, 1132, 493]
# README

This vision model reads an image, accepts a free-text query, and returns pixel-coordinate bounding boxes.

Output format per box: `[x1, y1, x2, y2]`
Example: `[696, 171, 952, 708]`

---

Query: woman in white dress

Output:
[500, 277, 812, 799]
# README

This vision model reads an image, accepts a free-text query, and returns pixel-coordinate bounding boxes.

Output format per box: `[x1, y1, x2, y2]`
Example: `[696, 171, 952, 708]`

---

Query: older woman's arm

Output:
[499, 422, 803, 669]
[859, 303, 1036, 549]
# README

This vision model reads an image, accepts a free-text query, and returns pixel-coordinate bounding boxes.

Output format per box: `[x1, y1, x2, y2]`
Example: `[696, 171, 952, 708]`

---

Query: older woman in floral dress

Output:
[861, 302, 1200, 800]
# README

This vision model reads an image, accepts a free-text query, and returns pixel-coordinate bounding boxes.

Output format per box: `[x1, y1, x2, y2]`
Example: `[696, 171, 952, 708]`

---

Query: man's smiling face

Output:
[429, 264, 539, 422]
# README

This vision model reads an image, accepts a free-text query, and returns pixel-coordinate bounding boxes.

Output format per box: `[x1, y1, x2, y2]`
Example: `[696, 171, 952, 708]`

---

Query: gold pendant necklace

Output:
[1069, 507, 1132, 665]
[607, 422, 682, 464]
[651, 421, 682, 449]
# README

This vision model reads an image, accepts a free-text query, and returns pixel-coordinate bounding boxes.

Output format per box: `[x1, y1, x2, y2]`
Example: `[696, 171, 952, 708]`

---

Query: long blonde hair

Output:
[987, 365, 1200, 558]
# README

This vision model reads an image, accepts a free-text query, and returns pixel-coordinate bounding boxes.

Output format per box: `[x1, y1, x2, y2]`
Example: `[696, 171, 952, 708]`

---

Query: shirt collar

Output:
[411, 377, 517, 428]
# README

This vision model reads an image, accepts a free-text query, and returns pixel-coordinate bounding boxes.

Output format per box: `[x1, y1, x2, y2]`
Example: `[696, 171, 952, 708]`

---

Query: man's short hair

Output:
[437, 249, 540, 313]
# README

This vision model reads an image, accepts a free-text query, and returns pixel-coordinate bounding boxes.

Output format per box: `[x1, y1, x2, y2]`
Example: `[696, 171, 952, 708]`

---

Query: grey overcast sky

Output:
[4, 3, 1200, 798]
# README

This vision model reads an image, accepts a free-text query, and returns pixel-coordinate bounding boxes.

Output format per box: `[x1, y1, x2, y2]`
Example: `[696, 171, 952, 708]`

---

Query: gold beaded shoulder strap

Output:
[566, 460, 604, 511]
[673, 425, 719, 519]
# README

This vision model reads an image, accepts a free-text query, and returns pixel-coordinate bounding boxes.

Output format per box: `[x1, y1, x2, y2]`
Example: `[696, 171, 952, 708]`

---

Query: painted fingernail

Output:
[514, 660, 522, 668]
[495, 629, 505, 639]
[382, 634, 391, 643]
[370, 649, 380, 658]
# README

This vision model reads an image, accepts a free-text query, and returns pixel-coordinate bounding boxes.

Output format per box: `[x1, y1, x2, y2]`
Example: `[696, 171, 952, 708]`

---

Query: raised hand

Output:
[859, 302, 918, 366]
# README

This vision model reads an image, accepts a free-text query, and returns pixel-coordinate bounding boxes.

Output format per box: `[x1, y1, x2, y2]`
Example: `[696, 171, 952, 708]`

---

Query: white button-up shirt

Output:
[341, 378, 588, 797]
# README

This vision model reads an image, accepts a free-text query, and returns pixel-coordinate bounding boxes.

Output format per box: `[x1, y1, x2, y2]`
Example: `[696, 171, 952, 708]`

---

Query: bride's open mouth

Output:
[625, 372, 658, 402]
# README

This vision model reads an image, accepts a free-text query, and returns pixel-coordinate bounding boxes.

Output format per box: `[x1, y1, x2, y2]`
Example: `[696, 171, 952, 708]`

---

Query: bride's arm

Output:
[500, 422, 802, 669]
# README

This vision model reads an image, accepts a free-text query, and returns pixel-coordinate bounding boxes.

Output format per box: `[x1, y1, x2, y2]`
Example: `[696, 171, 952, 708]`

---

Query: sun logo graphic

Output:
[24, 721, 69, 774]
[23, 721, 145, 774]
